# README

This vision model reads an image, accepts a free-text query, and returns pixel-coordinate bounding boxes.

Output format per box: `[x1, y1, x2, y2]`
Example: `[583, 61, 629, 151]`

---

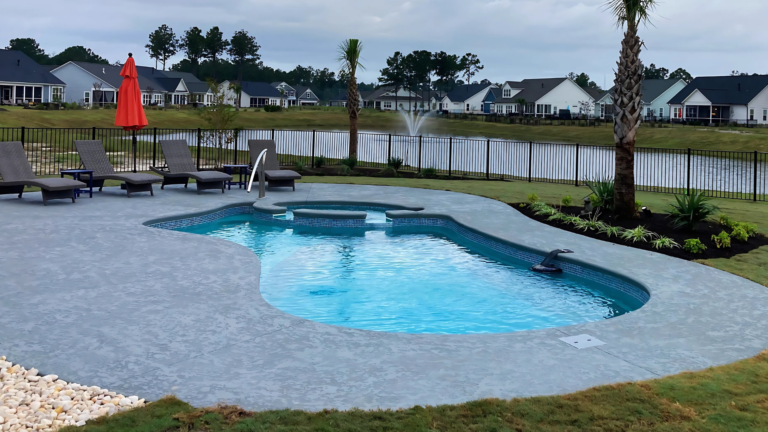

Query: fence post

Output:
[754, 150, 759, 202]
[271, 128, 275, 141]
[20, 126, 25, 148]
[311, 130, 316, 169]
[92, 127, 96, 140]
[686, 148, 691, 196]
[387, 134, 392, 161]
[152, 127, 157, 167]
[417, 135, 422, 173]
[197, 128, 202, 170]
[528, 141, 533, 182]
[575, 143, 580, 187]
[448, 137, 453, 177]
[486, 139, 491, 180]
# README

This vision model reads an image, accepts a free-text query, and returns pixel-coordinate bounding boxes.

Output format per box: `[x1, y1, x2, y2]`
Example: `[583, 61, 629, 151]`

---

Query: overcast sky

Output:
[4, 0, 768, 86]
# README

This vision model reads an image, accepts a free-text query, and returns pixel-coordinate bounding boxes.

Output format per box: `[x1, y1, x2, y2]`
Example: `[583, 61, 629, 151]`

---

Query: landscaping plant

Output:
[598, 223, 624, 238]
[620, 226, 657, 243]
[561, 195, 573, 207]
[712, 231, 732, 249]
[387, 157, 403, 171]
[731, 226, 749, 242]
[294, 161, 304, 172]
[736, 222, 758, 238]
[668, 190, 719, 231]
[527, 193, 539, 204]
[585, 178, 615, 211]
[419, 167, 438, 179]
[718, 214, 735, 228]
[651, 236, 680, 250]
[340, 156, 358, 170]
[314, 155, 326, 169]
[683, 238, 707, 254]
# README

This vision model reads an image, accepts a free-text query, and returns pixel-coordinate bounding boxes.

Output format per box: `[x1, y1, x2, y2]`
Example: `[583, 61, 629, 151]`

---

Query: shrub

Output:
[589, 194, 601, 208]
[668, 190, 719, 231]
[598, 223, 624, 238]
[387, 157, 403, 171]
[294, 161, 305, 172]
[585, 178, 615, 210]
[547, 212, 568, 222]
[735, 222, 757, 237]
[314, 155, 326, 169]
[339, 165, 352, 176]
[528, 201, 549, 212]
[34, 103, 47, 110]
[419, 167, 438, 179]
[378, 167, 398, 178]
[561, 196, 573, 207]
[264, 104, 281, 112]
[340, 156, 357, 170]
[620, 226, 657, 243]
[650, 236, 681, 250]
[711, 231, 732, 249]
[527, 193, 539, 204]
[635, 200, 643, 213]
[718, 214, 735, 228]
[684, 239, 707, 254]
[731, 226, 749, 242]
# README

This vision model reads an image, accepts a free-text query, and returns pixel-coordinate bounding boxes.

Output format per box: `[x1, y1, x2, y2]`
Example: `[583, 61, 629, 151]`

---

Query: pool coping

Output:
[2, 182, 768, 412]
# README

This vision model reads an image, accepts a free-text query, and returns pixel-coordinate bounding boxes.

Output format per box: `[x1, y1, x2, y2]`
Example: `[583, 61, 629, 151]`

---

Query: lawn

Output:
[3, 105, 768, 152]
[56, 177, 768, 432]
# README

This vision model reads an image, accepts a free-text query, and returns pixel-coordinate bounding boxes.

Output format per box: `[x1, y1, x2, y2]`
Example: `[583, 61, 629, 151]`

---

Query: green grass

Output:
[4, 106, 768, 151]
[50, 176, 768, 431]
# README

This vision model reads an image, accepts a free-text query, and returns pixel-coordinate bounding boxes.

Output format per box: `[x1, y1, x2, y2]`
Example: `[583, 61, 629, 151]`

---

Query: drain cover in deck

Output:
[559, 334, 605, 349]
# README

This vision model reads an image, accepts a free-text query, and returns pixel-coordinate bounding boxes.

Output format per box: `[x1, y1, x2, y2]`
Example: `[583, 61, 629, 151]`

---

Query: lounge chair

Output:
[0, 141, 86, 205]
[247, 140, 302, 191]
[151, 140, 232, 194]
[74, 140, 162, 197]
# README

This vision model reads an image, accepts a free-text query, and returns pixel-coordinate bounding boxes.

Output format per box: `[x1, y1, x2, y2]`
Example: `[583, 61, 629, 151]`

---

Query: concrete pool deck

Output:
[1, 183, 768, 411]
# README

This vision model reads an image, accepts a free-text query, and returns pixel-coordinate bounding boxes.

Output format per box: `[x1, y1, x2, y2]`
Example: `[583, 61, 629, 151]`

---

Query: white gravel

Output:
[1, 356, 145, 431]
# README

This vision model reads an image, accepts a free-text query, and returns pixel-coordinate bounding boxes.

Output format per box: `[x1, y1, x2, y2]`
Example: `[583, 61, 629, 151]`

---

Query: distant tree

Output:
[432, 51, 463, 94]
[515, 98, 527, 115]
[228, 81, 243, 111]
[204, 27, 230, 80]
[578, 100, 595, 118]
[408, 50, 433, 110]
[50, 46, 108, 65]
[6, 38, 49, 63]
[227, 30, 261, 83]
[145, 25, 178, 70]
[460, 53, 483, 88]
[379, 51, 406, 111]
[669, 68, 693, 82]
[731, 70, 756, 76]
[179, 27, 206, 77]
[568, 72, 600, 89]
[643, 63, 669, 79]
[338, 39, 364, 157]
[199, 79, 238, 168]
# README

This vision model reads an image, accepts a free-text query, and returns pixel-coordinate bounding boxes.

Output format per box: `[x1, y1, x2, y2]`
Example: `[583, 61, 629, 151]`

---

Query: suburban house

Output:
[482, 88, 502, 114]
[49, 61, 212, 107]
[329, 90, 365, 108]
[598, 79, 687, 120]
[438, 83, 496, 114]
[0, 49, 66, 105]
[294, 85, 320, 106]
[271, 82, 297, 107]
[667, 75, 768, 125]
[491, 78, 594, 117]
[363, 86, 422, 111]
[223, 81, 282, 108]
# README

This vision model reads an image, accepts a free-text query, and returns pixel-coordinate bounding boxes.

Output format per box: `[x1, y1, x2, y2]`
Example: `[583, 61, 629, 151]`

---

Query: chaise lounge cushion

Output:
[74, 140, 162, 185]
[265, 170, 302, 181]
[2, 178, 86, 191]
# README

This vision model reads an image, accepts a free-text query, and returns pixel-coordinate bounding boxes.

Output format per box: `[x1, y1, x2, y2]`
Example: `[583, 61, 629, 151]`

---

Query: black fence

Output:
[438, 112, 609, 127]
[1, 127, 766, 202]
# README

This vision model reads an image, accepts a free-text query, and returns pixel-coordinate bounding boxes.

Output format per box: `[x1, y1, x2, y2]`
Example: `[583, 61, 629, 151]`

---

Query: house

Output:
[491, 78, 594, 117]
[667, 75, 768, 125]
[482, 88, 502, 114]
[49, 61, 212, 107]
[598, 79, 687, 120]
[438, 84, 496, 114]
[223, 81, 282, 108]
[0, 49, 66, 105]
[362, 86, 422, 111]
[329, 90, 364, 108]
[294, 85, 319, 106]
[271, 82, 297, 107]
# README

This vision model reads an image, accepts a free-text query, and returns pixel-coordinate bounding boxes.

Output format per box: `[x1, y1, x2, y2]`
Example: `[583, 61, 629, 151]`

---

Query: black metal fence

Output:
[1, 127, 766, 202]
[438, 112, 609, 127]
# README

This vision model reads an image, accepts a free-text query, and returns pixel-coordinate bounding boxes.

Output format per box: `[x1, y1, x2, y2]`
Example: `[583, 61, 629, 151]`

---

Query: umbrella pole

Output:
[132, 130, 137, 173]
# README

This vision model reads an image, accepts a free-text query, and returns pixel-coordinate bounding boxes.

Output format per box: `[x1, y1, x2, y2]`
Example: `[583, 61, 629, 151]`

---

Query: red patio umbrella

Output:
[115, 53, 148, 172]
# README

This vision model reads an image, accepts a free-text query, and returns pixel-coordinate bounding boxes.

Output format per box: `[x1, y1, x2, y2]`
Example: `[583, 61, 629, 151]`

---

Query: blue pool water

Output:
[177, 211, 644, 334]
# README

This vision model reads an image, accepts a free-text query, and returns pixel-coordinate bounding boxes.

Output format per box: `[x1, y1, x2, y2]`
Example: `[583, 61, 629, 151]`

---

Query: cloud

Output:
[5, 0, 768, 84]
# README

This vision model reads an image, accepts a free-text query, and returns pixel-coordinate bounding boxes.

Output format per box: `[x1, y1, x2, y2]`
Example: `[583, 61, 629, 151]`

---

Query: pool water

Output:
[275, 206, 389, 224]
[177, 213, 644, 334]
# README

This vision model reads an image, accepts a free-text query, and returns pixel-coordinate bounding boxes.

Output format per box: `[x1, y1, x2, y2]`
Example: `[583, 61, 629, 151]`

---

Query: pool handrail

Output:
[247, 149, 268, 198]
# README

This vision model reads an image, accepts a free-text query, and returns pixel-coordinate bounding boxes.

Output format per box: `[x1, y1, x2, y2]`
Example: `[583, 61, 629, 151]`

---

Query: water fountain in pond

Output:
[400, 110, 435, 136]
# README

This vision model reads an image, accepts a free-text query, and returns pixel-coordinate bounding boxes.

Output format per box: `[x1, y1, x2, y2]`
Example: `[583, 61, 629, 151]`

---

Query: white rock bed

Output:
[1, 356, 145, 431]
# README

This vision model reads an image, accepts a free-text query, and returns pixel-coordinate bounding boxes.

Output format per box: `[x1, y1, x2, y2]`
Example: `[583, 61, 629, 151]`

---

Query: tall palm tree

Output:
[338, 39, 364, 158]
[607, 0, 656, 217]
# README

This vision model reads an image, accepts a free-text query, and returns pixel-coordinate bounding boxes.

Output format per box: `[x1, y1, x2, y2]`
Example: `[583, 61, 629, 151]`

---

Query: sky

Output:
[3, 0, 768, 86]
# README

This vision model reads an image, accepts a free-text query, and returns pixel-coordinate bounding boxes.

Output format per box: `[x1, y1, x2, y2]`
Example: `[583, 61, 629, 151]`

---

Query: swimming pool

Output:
[176, 208, 645, 335]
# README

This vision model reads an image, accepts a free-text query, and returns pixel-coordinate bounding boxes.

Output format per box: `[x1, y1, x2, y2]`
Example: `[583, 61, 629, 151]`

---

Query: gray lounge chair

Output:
[151, 140, 232, 194]
[74, 140, 162, 197]
[0, 141, 86, 205]
[247, 140, 302, 191]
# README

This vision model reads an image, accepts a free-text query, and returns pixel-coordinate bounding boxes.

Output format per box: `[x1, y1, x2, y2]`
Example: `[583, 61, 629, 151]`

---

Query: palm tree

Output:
[607, 0, 657, 217]
[228, 82, 243, 112]
[338, 39, 364, 158]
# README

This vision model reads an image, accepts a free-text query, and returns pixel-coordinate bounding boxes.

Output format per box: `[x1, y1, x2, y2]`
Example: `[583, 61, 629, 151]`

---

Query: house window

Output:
[750, 109, 755, 121]
[154, 94, 163, 105]
[466, 104, 470, 111]
[552, 106, 557, 115]
[601, 103, 606, 117]
[506, 105, 514, 114]
[763, 109, 767, 122]
[496, 104, 504, 114]
[84, 91, 90, 105]
[142, 93, 151, 105]
[673, 107, 682, 119]
[646, 107, 652, 117]
[52, 87, 63, 102]
[659, 107, 664, 118]
[503, 88, 512, 98]
[383, 101, 392, 109]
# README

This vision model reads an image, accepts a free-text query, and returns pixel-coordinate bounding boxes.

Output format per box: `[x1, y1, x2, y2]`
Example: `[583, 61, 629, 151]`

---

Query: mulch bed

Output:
[513, 203, 768, 260]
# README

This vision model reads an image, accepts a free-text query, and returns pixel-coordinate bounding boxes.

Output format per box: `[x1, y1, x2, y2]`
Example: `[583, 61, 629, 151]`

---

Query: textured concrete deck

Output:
[1, 183, 768, 411]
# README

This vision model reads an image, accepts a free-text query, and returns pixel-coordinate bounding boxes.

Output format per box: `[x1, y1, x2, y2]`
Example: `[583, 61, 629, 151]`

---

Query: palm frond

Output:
[337, 39, 365, 75]
[605, 0, 658, 27]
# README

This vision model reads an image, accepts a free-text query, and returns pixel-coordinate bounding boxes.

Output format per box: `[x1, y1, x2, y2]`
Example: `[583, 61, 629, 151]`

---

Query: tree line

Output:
[5, 38, 109, 65]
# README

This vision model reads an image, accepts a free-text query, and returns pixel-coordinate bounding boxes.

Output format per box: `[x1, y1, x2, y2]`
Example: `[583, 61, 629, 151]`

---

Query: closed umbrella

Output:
[115, 53, 148, 173]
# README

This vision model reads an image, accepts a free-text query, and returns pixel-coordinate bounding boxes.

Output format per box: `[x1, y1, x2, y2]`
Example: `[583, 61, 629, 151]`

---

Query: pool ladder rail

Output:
[531, 249, 574, 273]
[247, 149, 268, 198]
